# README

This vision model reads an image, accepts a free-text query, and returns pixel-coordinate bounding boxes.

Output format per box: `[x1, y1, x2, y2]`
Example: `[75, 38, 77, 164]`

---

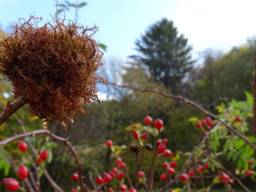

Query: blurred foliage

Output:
[188, 46, 253, 110]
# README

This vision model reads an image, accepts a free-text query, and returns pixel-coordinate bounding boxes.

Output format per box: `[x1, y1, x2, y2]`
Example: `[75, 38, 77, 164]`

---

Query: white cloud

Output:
[97, 92, 109, 101]
[173, 0, 256, 53]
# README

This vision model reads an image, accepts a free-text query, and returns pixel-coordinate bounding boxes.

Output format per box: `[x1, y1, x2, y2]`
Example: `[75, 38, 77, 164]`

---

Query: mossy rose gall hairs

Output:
[0, 18, 102, 123]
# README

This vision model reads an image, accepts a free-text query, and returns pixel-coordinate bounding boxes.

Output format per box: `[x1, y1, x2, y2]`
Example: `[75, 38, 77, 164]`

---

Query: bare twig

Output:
[216, 159, 251, 192]
[0, 96, 26, 126]
[28, 142, 64, 192]
[44, 171, 64, 192]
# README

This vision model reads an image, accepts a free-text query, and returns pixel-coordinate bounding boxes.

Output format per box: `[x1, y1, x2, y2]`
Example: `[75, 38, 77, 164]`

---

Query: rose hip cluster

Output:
[95, 157, 137, 192]
[1, 140, 49, 191]
[196, 116, 213, 130]
[97, 115, 247, 191]
[70, 172, 80, 192]
[97, 115, 166, 191]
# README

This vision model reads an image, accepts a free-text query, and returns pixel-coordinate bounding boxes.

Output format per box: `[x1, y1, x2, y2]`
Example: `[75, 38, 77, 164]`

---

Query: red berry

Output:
[137, 171, 145, 178]
[144, 115, 153, 126]
[112, 167, 118, 174]
[205, 117, 213, 129]
[188, 169, 195, 177]
[71, 172, 79, 181]
[233, 115, 242, 123]
[108, 187, 114, 192]
[133, 131, 140, 140]
[162, 162, 169, 169]
[71, 188, 78, 192]
[115, 158, 123, 165]
[39, 150, 48, 161]
[103, 172, 112, 183]
[196, 165, 204, 174]
[154, 118, 164, 131]
[18, 140, 28, 153]
[157, 143, 166, 154]
[116, 171, 125, 180]
[110, 167, 118, 177]
[17, 165, 29, 180]
[157, 139, 163, 145]
[129, 188, 137, 192]
[245, 170, 254, 177]
[170, 161, 177, 168]
[162, 138, 169, 145]
[3, 178, 20, 191]
[179, 173, 189, 183]
[120, 184, 127, 192]
[218, 172, 233, 184]
[204, 162, 209, 169]
[118, 162, 126, 169]
[141, 132, 148, 140]
[105, 140, 113, 148]
[167, 167, 175, 175]
[163, 149, 173, 157]
[160, 173, 168, 181]
[95, 176, 104, 185]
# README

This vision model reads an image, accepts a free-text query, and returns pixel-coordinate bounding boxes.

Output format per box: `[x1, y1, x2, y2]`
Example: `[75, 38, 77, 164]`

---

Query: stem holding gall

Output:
[0, 96, 26, 126]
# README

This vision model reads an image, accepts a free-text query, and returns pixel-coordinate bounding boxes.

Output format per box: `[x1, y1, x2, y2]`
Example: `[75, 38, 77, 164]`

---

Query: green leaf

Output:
[0, 147, 11, 176]
[245, 92, 253, 106]
[98, 43, 107, 52]
[189, 117, 200, 125]
[111, 145, 127, 156]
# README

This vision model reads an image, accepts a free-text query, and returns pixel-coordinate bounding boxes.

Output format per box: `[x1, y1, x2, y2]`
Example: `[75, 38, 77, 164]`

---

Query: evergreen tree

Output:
[130, 18, 194, 94]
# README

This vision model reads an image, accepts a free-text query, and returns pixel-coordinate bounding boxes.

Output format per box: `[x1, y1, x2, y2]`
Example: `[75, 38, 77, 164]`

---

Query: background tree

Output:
[189, 45, 253, 109]
[130, 18, 194, 94]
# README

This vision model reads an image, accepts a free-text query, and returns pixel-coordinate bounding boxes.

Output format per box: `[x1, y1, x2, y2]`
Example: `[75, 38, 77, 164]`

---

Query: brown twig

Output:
[106, 82, 256, 152]
[0, 96, 26, 126]
[28, 142, 64, 192]
[216, 160, 251, 192]
[148, 151, 157, 190]
[44, 171, 64, 192]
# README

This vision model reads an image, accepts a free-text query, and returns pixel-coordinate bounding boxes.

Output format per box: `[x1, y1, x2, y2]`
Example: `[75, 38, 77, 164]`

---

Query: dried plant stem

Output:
[0, 96, 26, 126]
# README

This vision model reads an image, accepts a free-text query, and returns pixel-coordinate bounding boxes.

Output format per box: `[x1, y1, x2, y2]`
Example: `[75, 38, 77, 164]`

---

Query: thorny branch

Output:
[0, 96, 26, 126]
[0, 129, 88, 192]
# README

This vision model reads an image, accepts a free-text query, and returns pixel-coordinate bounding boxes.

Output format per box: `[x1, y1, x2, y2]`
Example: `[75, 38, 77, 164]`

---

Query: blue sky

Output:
[1, 0, 256, 61]
[0, 0, 176, 59]
[1, 0, 256, 99]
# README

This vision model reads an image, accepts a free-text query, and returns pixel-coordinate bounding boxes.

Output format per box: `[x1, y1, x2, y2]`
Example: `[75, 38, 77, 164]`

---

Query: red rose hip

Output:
[39, 150, 48, 161]
[105, 140, 113, 148]
[3, 178, 20, 191]
[17, 165, 29, 180]
[18, 140, 28, 153]
[137, 170, 145, 178]
[160, 173, 168, 181]
[144, 115, 153, 126]
[154, 118, 164, 130]
[179, 173, 189, 183]
[71, 172, 79, 181]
